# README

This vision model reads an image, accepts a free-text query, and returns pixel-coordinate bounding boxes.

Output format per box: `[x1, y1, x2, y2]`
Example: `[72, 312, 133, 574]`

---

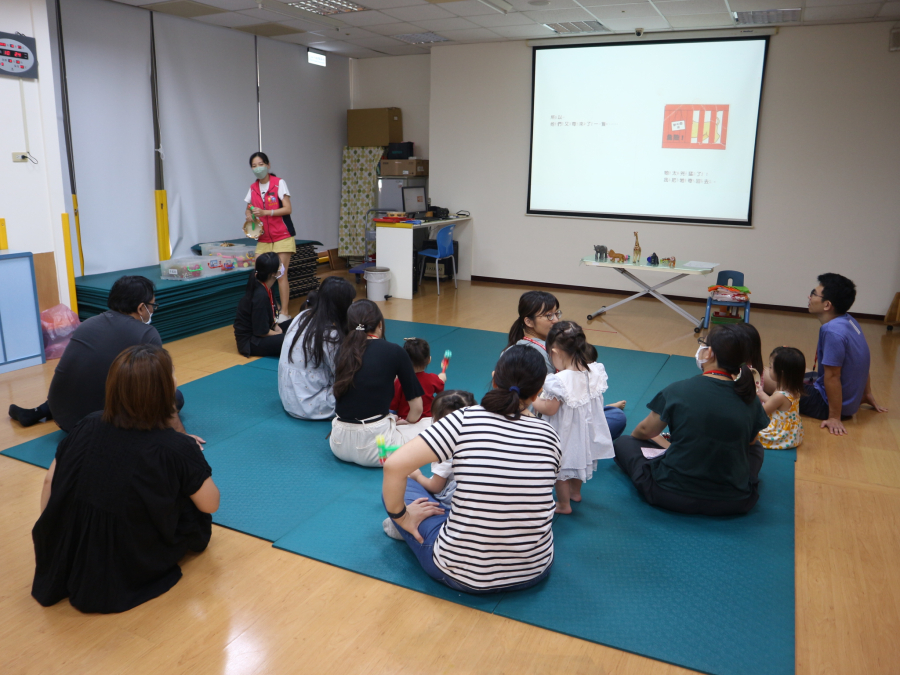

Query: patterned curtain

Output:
[338, 147, 383, 257]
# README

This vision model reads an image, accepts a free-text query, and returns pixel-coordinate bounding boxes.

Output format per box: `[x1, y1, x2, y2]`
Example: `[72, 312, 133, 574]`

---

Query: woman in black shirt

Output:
[613, 324, 770, 516]
[233, 252, 292, 357]
[330, 299, 424, 467]
[32, 344, 220, 613]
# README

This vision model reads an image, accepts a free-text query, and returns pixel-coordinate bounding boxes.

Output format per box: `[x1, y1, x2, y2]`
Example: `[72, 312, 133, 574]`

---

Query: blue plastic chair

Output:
[417, 224, 457, 295]
[701, 270, 751, 331]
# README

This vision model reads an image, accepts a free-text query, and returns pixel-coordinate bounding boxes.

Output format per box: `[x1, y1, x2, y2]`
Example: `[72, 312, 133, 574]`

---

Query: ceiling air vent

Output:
[392, 32, 451, 44]
[544, 20, 608, 34]
[732, 9, 800, 25]
[288, 0, 368, 15]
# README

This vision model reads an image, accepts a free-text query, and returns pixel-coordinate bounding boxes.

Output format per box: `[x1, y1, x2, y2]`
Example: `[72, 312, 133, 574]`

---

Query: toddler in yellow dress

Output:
[758, 347, 806, 449]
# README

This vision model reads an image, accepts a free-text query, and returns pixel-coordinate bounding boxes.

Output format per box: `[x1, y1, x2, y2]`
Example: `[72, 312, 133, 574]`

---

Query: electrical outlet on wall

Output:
[12, 153, 29, 163]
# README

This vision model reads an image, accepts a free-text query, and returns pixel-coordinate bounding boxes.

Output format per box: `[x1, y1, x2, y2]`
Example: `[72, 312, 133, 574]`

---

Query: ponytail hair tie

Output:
[509, 386, 521, 395]
[355, 324, 366, 331]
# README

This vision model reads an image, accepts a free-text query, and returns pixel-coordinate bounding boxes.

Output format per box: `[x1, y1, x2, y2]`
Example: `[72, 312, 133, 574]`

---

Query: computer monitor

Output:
[402, 186, 427, 216]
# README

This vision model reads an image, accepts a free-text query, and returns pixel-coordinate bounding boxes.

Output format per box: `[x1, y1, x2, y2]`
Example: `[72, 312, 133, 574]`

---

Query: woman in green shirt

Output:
[614, 324, 770, 516]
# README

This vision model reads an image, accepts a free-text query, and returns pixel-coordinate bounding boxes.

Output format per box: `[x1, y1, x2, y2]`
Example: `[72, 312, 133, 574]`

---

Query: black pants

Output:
[798, 371, 852, 420]
[245, 319, 292, 358]
[613, 435, 765, 516]
[45, 388, 185, 433]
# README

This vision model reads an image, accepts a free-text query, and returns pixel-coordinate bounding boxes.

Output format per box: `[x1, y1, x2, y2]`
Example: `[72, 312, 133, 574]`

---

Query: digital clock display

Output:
[0, 48, 29, 60]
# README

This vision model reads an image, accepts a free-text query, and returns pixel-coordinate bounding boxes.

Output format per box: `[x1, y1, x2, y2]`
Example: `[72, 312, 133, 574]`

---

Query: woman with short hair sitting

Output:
[31, 344, 219, 613]
[613, 324, 769, 516]
[382, 345, 561, 593]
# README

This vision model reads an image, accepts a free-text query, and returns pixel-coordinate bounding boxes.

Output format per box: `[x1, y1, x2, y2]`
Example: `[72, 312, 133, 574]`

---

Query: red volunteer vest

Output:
[250, 175, 293, 243]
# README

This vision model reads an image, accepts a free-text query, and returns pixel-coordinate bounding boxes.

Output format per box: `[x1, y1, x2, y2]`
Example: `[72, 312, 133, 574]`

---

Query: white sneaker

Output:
[277, 313, 292, 323]
[382, 517, 404, 540]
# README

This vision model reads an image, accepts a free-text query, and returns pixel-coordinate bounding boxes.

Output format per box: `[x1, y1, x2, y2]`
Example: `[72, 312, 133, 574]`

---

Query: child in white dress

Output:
[532, 321, 620, 514]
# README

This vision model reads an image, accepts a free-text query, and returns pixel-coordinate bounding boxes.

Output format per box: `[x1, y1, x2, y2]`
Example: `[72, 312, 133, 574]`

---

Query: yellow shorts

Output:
[256, 237, 296, 255]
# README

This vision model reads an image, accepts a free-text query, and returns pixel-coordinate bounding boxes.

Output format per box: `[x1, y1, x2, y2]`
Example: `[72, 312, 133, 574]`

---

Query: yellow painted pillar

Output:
[72, 193, 84, 275]
[61, 213, 79, 315]
[155, 190, 171, 261]
[0, 218, 8, 249]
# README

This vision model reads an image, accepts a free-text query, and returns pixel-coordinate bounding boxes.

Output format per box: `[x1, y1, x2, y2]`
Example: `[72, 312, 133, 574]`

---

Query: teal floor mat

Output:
[0, 322, 794, 674]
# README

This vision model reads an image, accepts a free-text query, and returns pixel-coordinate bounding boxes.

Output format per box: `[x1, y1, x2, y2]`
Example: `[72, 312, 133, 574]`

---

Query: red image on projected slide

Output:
[662, 105, 729, 150]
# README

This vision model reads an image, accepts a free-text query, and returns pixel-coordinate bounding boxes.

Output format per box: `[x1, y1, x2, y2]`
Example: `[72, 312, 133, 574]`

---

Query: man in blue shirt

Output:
[801, 273, 886, 435]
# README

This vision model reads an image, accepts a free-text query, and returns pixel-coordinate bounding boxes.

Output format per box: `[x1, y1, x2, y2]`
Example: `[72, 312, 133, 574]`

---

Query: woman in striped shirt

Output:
[382, 346, 562, 593]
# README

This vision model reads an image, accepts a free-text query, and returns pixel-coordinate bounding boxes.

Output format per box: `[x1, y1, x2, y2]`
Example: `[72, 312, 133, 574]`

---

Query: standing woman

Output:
[330, 300, 425, 467]
[233, 252, 292, 357]
[505, 291, 561, 374]
[245, 152, 295, 322]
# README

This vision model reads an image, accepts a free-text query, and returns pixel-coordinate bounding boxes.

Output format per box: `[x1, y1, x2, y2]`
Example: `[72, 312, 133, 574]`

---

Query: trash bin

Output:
[364, 267, 391, 301]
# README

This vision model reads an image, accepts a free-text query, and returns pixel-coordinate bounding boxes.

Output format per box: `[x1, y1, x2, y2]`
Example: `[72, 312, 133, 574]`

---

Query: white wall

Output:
[351, 54, 431, 158]
[428, 24, 900, 316]
[0, 0, 71, 306]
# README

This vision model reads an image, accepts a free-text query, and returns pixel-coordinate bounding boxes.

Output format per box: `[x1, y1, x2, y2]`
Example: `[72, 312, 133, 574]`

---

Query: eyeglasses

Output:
[534, 310, 562, 321]
[147, 302, 160, 312]
[696, 337, 708, 346]
[809, 289, 822, 299]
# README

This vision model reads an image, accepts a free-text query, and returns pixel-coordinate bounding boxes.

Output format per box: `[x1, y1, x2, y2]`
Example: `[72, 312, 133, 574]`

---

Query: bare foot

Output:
[610, 400, 626, 410]
[570, 493, 582, 502]
[555, 504, 573, 514]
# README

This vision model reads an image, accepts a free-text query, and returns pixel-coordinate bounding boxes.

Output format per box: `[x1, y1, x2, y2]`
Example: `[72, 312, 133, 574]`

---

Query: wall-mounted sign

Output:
[0, 32, 38, 79]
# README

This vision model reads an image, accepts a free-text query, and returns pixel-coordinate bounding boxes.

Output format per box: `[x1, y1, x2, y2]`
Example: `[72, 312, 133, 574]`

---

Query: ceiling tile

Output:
[334, 9, 400, 24]
[366, 21, 428, 33]
[433, 26, 503, 38]
[344, 34, 410, 47]
[655, 0, 729, 16]
[879, 1, 900, 15]
[590, 2, 663, 19]
[382, 3, 457, 19]
[303, 25, 380, 38]
[371, 43, 431, 54]
[192, 0, 258, 9]
[803, 2, 880, 17]
[599, 14, 670, 28]
[806, 0, 879, 6]
[469, 11, 537, 25]
[234, 22, 305, 36]
[506, 0, 584, 10]
[271, 31, 339, 44]
[357, 0, 431, 8]
[490, 22, 556, 35]
[327, 45, 386, 57]
[666, 11, 734, 25]
[238, 7, 296, 21]
[580, 0, 655, 6]
[413, 16, 480, 28]
[142, 1, 228, 17]
[278, 17, 353, 31]
[523, 7, 597, 21]
[441, 0, 497, 15]
[728, 0, 806, 10]
[193, 11, 264, 25]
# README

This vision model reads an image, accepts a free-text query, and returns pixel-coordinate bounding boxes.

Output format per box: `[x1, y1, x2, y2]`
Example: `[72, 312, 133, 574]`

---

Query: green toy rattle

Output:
[376, 435, 401, 466]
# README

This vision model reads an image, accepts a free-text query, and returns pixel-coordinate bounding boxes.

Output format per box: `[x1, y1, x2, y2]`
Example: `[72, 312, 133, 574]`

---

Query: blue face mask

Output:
[252, 165, 268, 178]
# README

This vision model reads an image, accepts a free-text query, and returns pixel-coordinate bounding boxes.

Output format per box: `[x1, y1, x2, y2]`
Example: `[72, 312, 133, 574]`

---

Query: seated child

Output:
[758, 346, 805, 449]
[383, 390, 476, 540]
[390, 338, 446, 420]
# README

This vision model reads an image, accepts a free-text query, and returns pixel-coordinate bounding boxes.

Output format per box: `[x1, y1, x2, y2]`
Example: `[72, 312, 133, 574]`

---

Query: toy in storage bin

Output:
[199, 242, 224, 256]
[161, 257, 204, 281]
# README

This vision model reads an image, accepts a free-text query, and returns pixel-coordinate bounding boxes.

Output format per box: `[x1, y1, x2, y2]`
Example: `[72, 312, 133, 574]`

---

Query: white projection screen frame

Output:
[527, 37, 770, 226]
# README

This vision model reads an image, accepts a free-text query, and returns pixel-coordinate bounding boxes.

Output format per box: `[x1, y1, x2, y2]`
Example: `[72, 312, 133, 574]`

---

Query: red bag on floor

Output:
[41, 304, 81, 361]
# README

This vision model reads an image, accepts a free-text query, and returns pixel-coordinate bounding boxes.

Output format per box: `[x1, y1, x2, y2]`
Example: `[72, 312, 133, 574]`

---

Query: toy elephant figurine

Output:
[594, 245, 608, 261]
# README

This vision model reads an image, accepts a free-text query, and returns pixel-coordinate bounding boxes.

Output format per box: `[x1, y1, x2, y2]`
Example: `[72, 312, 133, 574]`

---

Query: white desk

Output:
[376, 217, 472, 300]
[581, 257, 716, 330]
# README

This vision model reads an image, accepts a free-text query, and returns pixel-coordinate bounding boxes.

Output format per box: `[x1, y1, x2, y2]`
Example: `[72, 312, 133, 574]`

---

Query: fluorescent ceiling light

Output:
[732, 8, 800, 24]
[392, 32, 451, 44]
[477, 0, 513, 15]
[289, 0, 368, 16]
[256, 0, 344, 28]
[544, 20, 607, 34]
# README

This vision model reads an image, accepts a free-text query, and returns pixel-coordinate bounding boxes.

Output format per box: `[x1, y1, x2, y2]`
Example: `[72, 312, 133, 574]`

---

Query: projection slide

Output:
[528, 38, 769, 225]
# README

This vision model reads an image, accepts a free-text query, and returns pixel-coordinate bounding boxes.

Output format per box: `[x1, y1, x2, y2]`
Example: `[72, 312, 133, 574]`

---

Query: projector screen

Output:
[528, 38, 769, 226]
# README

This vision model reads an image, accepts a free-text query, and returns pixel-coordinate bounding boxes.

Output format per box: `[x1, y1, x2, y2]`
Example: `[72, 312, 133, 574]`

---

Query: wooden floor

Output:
[2, 272, 899, 675]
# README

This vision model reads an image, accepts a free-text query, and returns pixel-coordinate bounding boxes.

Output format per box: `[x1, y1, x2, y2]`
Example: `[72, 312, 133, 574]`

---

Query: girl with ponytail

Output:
[330, 300, 425, 467]
[613, 324, 771, 516]
[233, 252, 293, 357]
[532, 321, 627, 514]
[505, 291, 561, 374]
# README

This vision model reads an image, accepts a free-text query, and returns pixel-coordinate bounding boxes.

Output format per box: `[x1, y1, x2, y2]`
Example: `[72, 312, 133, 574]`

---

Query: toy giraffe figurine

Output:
[633, 232, 641, 265]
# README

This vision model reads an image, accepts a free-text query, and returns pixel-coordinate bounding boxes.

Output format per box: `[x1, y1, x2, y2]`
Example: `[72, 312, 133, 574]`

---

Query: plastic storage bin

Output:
[199, 242, 224, 256]
[160, 257, 204, 281]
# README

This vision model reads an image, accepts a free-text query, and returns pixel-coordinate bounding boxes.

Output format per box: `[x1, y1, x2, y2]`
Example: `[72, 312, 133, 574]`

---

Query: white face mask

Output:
[141, 305, 153, 325]
[695, 345, 709, 370]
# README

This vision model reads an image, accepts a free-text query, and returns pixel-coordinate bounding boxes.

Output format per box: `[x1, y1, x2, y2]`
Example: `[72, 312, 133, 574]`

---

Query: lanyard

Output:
[522, 336, 546, 351]
[260, 281, 276, 322]
[704, 369, 732, 378]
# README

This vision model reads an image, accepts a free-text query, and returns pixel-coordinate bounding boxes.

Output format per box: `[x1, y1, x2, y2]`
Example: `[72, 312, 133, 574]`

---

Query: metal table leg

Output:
[587, 268, 702, 328]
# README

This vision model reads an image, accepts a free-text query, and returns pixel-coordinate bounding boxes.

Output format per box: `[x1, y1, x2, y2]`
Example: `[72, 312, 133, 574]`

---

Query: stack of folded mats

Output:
[288, 243, 320, 299]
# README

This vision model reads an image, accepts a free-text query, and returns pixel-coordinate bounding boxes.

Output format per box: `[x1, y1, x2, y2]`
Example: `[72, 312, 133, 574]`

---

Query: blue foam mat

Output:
[0, 321, 795, 675]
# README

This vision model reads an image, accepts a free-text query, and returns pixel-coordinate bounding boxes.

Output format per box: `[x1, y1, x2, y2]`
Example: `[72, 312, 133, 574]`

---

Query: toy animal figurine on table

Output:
[660, 256, 676, 268]
[594, 245, 608, 261]
[633, 232, 641, 265]
[647, 252, 659, 266]
[376, 435, 402, 466]
[607, 249, 627, 263]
